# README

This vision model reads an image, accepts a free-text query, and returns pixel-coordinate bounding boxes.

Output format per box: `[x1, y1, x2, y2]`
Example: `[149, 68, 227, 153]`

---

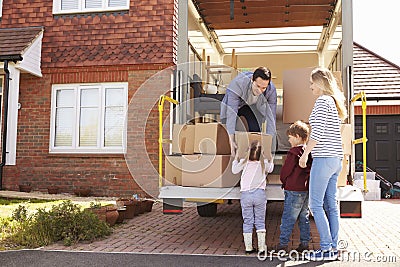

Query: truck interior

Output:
[183, 0, 352, 152]
[160, 0, 354, 216]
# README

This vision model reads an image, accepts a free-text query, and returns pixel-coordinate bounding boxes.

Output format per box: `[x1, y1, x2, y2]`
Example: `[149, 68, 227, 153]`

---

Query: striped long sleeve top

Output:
[309, 95, 343, 159]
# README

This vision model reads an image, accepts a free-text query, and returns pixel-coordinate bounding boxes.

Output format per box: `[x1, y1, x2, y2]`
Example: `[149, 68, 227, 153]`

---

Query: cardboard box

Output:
[340, 124, 352, 155]
[282, 67, 318, 123]
[235, 131, 273, 161]
[181, 154, 240, 187]
[194, 123, 231, 155]
[337, 155, 349, 187]
[267, 174, 282, 185]
[333, 71, 343, 92]
[282, 69, 343, 124]
[172, 124, 195, 154]
[164, 155, 182, 186]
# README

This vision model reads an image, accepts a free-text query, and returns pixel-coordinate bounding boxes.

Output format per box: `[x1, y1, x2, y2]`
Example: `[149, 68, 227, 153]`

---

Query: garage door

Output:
[355, 115, 400, 184]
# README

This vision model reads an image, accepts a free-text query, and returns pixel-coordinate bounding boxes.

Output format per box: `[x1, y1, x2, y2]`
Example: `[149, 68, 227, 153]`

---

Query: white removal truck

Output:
[159, 0, 357, 217]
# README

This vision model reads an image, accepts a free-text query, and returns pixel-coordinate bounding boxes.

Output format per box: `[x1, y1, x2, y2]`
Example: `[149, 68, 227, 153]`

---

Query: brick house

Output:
[0, 0, 178, 196]
[353, 42, 400, 183]
[4, 1, 393, 198]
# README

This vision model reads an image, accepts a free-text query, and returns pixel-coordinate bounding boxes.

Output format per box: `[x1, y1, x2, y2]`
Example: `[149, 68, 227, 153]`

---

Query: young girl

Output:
[232, 140, 273, 254]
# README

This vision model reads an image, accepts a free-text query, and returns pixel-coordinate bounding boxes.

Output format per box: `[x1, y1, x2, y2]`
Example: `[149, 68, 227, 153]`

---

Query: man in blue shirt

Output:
[220, 67, 277, 155]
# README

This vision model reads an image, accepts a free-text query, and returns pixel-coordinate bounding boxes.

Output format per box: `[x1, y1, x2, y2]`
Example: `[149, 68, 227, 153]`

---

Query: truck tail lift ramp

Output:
[338, 91, 367, 218]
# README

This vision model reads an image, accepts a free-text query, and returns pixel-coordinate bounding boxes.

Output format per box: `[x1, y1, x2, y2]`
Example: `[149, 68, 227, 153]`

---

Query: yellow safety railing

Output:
[350, 91, 368, 192]
[158, 95, 179, 189]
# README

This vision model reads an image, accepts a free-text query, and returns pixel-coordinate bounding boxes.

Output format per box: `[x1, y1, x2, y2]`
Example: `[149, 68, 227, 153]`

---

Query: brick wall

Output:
[3, 64, 173, 197]
[0, 0, 177, 67]
[0, 0, 182, 196]
[354, 105, 400, 115]
[0, 0, 179, 196]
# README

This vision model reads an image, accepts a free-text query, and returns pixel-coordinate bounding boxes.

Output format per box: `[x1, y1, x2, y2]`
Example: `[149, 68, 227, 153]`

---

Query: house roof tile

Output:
[0, 26, 44, 60]
[354, 42, 400, 99]
[49, 42, 172, 67]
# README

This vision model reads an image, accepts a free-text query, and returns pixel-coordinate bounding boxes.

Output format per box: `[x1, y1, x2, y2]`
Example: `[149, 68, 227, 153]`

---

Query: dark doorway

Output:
[355, 115, 400, 184]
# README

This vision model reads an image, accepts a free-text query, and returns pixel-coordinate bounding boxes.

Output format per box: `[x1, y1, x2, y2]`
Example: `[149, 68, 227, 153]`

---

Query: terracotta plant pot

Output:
[19, 184, 32, 193]
[116, 207, 126, 223]
[143, 200, 154, 212]
[133, 200, 144, 215]
[116, 199, 136, 219]
[105, 205, 119, 226]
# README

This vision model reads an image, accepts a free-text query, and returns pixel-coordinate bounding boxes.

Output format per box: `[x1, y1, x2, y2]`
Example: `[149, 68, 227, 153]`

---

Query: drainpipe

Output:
[0, 55, 23, 190]
[0, 60, 10, 189]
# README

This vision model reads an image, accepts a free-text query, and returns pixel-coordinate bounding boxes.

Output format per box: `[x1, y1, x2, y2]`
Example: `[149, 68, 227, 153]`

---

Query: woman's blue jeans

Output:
[240, 189, 267, 233]
[309, 157, 342, 251]
[279, 190, 310, 246]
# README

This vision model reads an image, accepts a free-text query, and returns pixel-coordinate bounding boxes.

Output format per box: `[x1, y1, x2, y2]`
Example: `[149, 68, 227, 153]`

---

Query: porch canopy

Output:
[0, 26, 44, 77]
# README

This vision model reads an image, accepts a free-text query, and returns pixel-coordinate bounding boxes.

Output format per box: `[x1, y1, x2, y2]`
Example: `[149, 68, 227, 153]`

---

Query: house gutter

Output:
[0, 55, 22, 190]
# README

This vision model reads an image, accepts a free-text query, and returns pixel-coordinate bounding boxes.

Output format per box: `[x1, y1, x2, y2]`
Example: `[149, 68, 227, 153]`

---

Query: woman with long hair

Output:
[299, 67, 347, 261]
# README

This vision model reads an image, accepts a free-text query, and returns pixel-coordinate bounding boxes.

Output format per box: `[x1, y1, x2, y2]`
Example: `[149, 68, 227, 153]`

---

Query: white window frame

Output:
[0, 0, 3, 18]
[53, 0, 129, 15]
[49, 82, 128, 154]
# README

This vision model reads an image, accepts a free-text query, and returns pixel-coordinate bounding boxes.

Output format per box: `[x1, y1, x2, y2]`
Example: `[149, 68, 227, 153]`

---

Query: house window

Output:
[53, 0, 129, 14]
[50, 83, 127, 153]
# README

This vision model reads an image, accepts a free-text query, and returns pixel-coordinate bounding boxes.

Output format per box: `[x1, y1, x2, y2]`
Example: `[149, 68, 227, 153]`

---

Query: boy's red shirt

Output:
[280, 145, 312, 191]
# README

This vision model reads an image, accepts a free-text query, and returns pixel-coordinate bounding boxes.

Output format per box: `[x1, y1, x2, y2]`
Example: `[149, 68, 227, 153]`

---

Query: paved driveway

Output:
[1, 190, 399, 264]
[42, 199, 400, 264]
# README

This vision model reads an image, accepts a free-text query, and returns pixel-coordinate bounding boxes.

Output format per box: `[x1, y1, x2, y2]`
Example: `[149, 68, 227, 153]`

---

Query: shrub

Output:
[3, 200, 112, 248]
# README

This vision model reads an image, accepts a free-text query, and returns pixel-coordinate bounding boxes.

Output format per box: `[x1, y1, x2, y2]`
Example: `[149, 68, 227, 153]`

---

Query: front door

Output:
[355, 115, 400, 184]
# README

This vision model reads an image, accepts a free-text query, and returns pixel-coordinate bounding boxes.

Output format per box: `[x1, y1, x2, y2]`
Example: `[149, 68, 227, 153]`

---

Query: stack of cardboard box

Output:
[165, 123, 240, 187]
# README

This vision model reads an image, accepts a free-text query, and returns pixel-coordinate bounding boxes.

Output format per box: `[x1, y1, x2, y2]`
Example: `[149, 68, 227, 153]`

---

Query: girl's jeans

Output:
[241, 188, 267, 233]
[309, 157, 342, 251]
[279, 190, 310, 246]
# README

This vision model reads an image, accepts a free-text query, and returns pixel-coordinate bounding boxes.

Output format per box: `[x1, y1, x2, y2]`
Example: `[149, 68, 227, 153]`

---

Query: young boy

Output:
[275, 120, 312, 254]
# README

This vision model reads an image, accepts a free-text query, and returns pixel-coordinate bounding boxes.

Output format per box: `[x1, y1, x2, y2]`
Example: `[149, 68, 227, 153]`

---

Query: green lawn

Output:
[0, 197, 113, 219]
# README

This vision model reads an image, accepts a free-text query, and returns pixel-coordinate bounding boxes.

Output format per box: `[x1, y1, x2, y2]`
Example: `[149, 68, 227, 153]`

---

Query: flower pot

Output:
[133, 200, 144, 215]
[19, 184, 32, 193]
[116, 207, 126, 223]
[143, 200, 154, 212]
[117, 199, 136, 219]
[105, 205, 119, 226]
